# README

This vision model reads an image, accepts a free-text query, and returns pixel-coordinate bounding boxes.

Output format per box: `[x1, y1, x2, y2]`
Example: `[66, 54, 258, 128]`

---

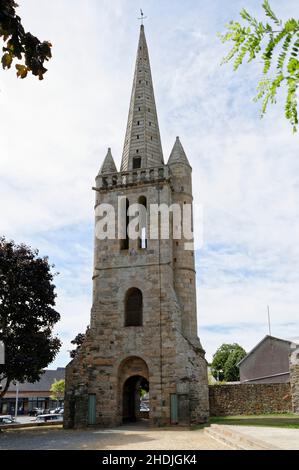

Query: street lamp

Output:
[217, 369, 223, 382]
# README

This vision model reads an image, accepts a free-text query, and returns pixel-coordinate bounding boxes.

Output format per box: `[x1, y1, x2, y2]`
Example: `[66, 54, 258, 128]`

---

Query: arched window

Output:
[138, 196, 147, 249]
[125, 288, 143, 326]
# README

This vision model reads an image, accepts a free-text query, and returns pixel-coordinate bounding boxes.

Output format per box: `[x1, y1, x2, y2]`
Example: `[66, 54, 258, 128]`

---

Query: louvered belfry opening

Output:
[125, 288, 143, 326]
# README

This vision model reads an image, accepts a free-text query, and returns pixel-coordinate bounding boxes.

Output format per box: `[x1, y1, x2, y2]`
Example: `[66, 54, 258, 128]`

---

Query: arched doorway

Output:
[118, 356, 149, 424]
[122, 375, 149, 423]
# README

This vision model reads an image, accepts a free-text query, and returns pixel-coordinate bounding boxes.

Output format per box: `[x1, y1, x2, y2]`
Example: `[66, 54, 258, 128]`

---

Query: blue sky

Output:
[0, 0, 299, 366]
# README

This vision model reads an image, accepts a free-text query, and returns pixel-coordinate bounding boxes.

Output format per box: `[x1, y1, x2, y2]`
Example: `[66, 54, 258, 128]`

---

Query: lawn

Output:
[208, 413, 299, 429]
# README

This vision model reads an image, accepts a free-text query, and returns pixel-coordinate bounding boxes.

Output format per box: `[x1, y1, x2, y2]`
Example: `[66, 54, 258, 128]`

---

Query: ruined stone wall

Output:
[209, 383, 292, 416]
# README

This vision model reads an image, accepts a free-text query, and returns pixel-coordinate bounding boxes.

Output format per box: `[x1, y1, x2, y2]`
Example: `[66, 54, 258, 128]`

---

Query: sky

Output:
[0, 0, 299, 366]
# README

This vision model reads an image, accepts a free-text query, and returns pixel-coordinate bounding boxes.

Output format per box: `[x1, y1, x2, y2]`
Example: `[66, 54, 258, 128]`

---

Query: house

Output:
[238, 335, 298, 384]
[0, 367, 65, 415]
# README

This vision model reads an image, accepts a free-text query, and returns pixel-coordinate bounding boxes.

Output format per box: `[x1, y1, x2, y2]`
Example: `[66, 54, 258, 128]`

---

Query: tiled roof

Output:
[6, 368, 65, 392]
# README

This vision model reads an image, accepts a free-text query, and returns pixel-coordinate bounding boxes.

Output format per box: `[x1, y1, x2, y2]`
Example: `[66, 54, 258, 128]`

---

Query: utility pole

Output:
[267, 305, 272, 336]
[14, 382, 19, 421]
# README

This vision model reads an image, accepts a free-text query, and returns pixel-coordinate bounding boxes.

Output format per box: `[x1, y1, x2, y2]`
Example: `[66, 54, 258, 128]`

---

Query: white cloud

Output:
[0, 0, 298, 366]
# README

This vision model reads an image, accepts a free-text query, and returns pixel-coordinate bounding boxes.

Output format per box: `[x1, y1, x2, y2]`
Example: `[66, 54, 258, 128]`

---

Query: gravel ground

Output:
[0, 425, 231, 450]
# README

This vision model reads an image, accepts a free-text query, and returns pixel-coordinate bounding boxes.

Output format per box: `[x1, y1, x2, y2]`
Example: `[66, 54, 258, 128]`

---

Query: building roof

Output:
[120, 25, 164, 171]
[6, 368, 65, 392]
[237, 335, 298, 367]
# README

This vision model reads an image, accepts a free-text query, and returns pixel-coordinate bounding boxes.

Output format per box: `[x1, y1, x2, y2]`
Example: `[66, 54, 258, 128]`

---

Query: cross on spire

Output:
[138, 9, 147, 25]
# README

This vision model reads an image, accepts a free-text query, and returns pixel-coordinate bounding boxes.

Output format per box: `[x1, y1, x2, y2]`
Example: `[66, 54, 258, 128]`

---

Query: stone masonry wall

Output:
[209, 383, 292, 416]
[290, 345, 299, 414]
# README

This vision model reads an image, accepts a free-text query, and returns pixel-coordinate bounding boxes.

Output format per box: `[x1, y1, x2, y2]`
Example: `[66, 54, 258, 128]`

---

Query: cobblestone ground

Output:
[0, 425, 232, 450]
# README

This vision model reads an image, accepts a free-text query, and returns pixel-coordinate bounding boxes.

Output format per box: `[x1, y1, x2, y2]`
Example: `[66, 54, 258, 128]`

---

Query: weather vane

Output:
[138, 9, 147, 25]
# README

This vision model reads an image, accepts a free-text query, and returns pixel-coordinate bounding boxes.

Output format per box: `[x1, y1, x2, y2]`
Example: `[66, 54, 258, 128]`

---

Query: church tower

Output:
[64, 25, 209, 428]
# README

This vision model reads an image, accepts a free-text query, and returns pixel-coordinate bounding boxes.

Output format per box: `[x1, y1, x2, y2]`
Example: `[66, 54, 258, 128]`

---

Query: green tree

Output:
[69, 328, 89, 359]
[0, 0, 52, 79]
[0, 237, 61, 398]
[220, 0, 299, 132]
[223, 347, 247, 382]
[50, 379, 65, 404]
[211, 343, 246, 382]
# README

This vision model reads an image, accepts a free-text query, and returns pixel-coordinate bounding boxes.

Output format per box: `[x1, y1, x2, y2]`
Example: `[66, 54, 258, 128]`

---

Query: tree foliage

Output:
[69, 328, 89, 359]
[0, 237, 61, 398]
[219, 0, 299, 132]
[211, 343, 246, 382]
[50, 379, 65, 402]
[0, 0, 52, 79]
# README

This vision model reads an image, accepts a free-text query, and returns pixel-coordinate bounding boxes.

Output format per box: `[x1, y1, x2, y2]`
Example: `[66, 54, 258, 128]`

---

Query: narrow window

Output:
[125, 288, 143, 326]
[120, 198, 129, 250]
[133, 157, 141, 169]
[137, 135, 140, 139]
[138, 196, 147, 249]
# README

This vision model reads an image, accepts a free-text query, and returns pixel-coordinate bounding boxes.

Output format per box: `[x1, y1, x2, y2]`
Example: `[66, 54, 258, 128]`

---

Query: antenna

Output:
[267, 305, 272, 336]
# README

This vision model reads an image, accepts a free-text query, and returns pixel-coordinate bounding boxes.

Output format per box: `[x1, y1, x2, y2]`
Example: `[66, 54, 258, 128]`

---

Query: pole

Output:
[14, 382, 19, 421]
[267, 305, 271, 336]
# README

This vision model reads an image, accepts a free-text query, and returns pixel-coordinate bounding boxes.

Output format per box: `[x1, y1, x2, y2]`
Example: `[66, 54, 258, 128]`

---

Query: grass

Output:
[207, 413, 299, 429]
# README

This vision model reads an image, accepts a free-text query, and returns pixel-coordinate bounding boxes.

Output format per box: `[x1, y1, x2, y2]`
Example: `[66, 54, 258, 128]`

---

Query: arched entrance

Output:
[122, 375, 149, 423]
[118, 356, 149, 424]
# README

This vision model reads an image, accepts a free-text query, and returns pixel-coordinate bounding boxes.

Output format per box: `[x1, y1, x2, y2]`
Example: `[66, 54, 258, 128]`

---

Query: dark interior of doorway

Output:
[122, 375, 149, 423]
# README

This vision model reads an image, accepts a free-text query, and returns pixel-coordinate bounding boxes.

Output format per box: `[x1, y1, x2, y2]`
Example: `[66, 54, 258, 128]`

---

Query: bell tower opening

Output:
[138, 196, 147, 249]
[120, 198, 130, 250]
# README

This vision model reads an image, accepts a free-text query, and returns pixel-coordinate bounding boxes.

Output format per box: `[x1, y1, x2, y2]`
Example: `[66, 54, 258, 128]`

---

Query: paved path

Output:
[226, 426, 299, 450]
[0, 425, 231, 450]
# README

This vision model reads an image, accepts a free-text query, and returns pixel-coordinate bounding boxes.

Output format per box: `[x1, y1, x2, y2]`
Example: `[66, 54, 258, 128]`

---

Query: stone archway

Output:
[118, 356, 149, 423]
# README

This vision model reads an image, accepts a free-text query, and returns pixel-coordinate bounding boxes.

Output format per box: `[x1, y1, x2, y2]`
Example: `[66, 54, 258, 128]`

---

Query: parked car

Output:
[34, 414, 63, 423]
[28, 408, 44, 417]
[0, 415, 18, 425]
[50, 407, 64, 415]
[140, 404, 150, 412]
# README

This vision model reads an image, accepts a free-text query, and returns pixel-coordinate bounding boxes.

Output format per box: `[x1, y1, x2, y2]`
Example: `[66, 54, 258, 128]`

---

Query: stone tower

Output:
[64, 25, 209, 428]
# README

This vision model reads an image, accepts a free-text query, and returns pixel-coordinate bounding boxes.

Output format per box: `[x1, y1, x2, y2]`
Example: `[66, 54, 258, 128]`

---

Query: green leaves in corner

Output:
[0, 0, 52, 80]
[219, 0, 299, 132]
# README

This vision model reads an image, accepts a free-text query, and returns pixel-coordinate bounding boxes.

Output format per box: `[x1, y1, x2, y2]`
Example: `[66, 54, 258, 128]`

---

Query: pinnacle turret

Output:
[99, 148, 117, 174]
[168, 136, 191, 167]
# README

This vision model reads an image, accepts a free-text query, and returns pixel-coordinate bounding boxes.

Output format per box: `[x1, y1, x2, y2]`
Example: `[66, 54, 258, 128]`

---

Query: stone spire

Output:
[99, 148, 117, 174]
[120, 25, 164, 171]
[168, 136, 191, 167]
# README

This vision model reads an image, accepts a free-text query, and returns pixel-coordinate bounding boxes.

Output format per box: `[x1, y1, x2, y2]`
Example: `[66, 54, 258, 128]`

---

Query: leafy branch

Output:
[219, 0, 299, 132]
[0, 0, 52, 79]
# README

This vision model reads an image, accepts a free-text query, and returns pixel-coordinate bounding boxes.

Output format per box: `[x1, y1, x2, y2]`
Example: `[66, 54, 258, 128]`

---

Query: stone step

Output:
[204, 424, 280, 450]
